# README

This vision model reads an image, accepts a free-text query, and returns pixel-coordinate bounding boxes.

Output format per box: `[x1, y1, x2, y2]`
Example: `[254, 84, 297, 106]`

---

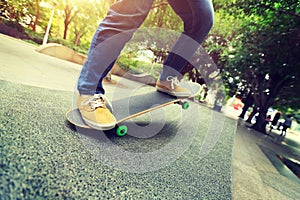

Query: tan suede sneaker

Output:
[156, 76, 191, 97]
[77, 94, 116, 130]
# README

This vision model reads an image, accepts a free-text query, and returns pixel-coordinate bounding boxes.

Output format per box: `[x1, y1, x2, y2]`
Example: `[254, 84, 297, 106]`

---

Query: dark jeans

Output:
[77, 0, 214, 95]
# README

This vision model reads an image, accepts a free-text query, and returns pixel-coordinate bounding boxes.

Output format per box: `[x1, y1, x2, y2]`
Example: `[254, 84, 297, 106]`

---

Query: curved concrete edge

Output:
[36, 43, 157, 86]
[36, 43, 86, 65]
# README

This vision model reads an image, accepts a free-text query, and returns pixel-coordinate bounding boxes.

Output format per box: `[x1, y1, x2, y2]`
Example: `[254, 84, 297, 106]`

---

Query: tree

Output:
[70, 0, 112, 46]
[223, 0, 300, 133]
[144, 0, 182, 30]
[27, 0, 40, 32]
[62, 3, 78, 39]
[0, 0, 29, 22]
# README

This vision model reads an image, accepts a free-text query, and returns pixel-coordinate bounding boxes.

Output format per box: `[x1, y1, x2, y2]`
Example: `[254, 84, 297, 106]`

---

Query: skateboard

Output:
[66, 82, 201, 136]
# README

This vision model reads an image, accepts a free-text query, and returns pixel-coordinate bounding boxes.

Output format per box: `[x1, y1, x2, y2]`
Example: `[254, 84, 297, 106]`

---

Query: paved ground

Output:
[1, 34, 299, 199]
[0, 34, 235, 199]
[0, 34, 83, 92]
[232, 122, 300, 199]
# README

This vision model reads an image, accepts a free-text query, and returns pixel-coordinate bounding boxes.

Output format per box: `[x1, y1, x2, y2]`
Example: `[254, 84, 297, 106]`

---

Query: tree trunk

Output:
[74, 33, 81, 46]
[239, 104, 250, 119]
[245, 106, 257, 124]
[63, 25, 68, 40]
[153, 0, 168, 28]
[239, 94, 254, 119]
[252, 106, 268, 134]
[32, 0, 40, 32]
[9, 7, 14, 20]
[63, 5, 79, 40]
[63, 5, 71, 40]
[252, 75, 286, 134]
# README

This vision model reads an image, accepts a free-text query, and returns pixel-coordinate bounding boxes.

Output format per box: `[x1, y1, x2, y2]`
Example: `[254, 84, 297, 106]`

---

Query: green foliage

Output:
[219, 0, 300, 132]
[117, 53, 162, 79]
[225, 0, 300, 101]
[144, 0, 183, 30]
[117, 54, 139, 72]
[0, 0, 28, 22]
[22, 26, 89, 54]
[24, 28, 44, 44]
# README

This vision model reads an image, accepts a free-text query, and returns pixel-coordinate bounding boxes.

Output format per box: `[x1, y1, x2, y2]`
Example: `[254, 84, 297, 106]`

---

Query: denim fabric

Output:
[77, 0, 214, 95]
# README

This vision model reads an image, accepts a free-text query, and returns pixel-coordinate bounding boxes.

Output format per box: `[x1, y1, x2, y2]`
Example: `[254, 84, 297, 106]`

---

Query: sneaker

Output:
[156, 76, 191, 97]
[77, 94, 116, 130]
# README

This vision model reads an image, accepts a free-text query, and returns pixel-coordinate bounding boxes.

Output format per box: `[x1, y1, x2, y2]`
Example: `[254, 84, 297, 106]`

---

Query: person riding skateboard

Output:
[76, 0, 214, 130]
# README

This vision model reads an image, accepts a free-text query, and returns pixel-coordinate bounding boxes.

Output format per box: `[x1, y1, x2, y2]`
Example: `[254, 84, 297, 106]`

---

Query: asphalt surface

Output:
[0, 34, 236, 199]
[2, 34, 299, 199]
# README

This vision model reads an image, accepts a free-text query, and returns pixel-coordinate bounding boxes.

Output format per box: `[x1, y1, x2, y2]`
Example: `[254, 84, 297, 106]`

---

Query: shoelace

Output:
[166, 76, 180, 89]
[82, 94, 113, 110]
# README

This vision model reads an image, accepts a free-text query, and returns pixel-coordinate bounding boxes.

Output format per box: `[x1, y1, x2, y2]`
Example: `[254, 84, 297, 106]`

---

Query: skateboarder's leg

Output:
[157, 0, 214, 96]
[162, 0, 214, 78]
[76, 0, 154, 130]
[77, 0, 154, 95]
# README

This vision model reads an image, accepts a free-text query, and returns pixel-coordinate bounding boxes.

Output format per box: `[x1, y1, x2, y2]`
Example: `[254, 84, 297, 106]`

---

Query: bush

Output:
[3, 20, 25, 33]
[22, 40, 39, 46]
[0, 19, 89, 54]
[25, 28, 44, 44]
[0, 19, 29, 39]
[117, 54, 162, 79]
[71, 45, 88, 55]
[117, 55, 139, 72]
[24, 28, 89, 54]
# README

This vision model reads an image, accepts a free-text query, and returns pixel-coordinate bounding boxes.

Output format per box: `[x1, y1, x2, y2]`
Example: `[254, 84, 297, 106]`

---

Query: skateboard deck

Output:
[66, 82, 201, 136]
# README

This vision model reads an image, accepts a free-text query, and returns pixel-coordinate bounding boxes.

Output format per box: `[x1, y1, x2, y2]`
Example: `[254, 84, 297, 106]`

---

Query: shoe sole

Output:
[156, 86, 191, 97]
[82, 117, 116, 130]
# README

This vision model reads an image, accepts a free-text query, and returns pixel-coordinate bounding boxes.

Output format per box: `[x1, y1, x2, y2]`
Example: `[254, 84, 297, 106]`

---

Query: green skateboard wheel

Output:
[182, 101, 189, 110]
[116, 125, 128, 136]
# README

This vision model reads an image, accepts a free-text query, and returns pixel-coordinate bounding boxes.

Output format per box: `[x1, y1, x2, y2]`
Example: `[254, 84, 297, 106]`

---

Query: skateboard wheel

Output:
[182, 101, 189, 110]
[116, 125, 128, 137]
